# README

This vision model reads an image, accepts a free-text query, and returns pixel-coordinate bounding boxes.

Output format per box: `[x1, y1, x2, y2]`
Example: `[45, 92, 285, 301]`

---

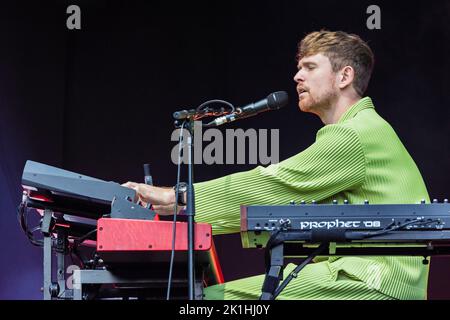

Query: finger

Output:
[153, 204, 182, 216]
[121, 182, 154, 205]
[152, 204, 173, 215]
[126, 184, 142, 202]
[139, 199, 149, 208]
[122, 181, 138, 188]
[136, 184, 154, 203]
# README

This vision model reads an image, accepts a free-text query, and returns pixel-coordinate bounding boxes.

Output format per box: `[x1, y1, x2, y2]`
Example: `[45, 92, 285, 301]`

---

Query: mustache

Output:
[297, 86, 309, 93]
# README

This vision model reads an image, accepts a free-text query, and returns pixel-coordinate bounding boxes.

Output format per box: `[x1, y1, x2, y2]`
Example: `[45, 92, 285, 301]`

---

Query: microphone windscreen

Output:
[267, 91, 289, 110]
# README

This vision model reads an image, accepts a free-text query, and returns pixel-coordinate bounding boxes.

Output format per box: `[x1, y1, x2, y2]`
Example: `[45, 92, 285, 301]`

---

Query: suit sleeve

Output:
[194, 124, 366, 235]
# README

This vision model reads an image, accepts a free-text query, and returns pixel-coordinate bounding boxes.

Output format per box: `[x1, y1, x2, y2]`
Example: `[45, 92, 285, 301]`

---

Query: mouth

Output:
[297, 88, 308, 97]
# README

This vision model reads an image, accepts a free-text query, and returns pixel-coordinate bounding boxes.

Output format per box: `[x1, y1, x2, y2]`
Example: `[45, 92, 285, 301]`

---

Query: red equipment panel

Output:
[97, 218, 212, 251]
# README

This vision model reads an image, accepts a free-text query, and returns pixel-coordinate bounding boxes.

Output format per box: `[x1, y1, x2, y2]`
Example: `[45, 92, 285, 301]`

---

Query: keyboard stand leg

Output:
[260, 243, 284, 300]
[42, 209, 53, 300]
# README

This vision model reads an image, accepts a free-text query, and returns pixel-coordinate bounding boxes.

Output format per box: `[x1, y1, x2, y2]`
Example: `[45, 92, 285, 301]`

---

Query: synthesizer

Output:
[241, 202, 450, 256]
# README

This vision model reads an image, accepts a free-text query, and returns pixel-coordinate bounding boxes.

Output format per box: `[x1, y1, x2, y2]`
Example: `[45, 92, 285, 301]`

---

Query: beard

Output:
[299, 85, 338, 114]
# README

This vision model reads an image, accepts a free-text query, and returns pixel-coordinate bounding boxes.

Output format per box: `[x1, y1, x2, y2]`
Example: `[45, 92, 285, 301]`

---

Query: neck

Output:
[318, 94, 361, 125]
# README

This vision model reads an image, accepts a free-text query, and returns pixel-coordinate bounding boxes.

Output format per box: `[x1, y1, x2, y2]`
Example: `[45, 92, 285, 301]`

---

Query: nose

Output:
[293, 69, 305, 83]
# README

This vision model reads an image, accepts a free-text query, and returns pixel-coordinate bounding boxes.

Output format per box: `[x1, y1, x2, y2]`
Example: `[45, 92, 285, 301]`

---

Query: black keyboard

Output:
[240, 202, 450, 256]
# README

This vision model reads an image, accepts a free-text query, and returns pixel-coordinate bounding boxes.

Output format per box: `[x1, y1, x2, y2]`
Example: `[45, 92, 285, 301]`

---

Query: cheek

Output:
[308, 79, 322, 96]
[313, 75, 336, 95]
[329, 74, 339, 88]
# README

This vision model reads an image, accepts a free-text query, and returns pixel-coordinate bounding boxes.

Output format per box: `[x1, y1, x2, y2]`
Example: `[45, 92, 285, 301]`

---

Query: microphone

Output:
[208, 91, 288, 127]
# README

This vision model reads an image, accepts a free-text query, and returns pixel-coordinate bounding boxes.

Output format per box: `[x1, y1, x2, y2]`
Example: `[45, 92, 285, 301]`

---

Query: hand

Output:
[152, 203, 186, 216]
[122, 182, 184, 216]
[122, 182, 175, 206]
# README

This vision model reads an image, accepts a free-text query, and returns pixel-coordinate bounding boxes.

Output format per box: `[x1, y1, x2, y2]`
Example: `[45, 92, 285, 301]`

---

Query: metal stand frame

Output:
[72, 269, 204, 300]
[260, 237, 328, 300]
[42, 209, 72, 300]
[41, 208, 206, 300]
[260, 244, 284, 300]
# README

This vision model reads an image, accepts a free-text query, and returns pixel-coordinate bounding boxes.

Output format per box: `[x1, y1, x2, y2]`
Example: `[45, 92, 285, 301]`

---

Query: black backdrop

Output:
[0, 0, 449, 299]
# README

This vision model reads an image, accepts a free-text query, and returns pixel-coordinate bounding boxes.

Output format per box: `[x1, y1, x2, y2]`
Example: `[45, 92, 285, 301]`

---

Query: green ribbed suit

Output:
[194, 97, 430, 300]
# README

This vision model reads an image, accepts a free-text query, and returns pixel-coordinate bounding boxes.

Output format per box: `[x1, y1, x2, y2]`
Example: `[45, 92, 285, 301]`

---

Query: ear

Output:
[337, 66, 355, 89]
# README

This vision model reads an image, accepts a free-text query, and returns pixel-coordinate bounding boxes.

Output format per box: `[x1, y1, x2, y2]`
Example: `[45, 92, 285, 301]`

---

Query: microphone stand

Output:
[172, 97, 253, 299]
[171, 93, 287, 298]
[186, 117, 196, 300]
[174, 116, 196, 300]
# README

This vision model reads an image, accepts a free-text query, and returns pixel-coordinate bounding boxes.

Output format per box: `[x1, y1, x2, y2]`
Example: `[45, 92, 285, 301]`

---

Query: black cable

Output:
[17, 199, 44, 247]
[166, 120, 186, 300]
[73, 229, 97, 247]
[266, 217, 441, 300]
[264, 221, 291, 273]
[195, 99, 235, 121]
[69, 228, 97, 266]
[272, 242, 328, 299]
[348, 217, 442, 240]
[71, 249, 87, 269]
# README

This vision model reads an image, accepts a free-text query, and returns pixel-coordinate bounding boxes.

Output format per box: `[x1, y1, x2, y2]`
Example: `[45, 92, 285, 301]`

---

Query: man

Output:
[124, 30, 430, 300]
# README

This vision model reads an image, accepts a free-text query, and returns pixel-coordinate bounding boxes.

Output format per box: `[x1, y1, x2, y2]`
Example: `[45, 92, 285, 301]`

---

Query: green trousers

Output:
[205, 261, 396, 300]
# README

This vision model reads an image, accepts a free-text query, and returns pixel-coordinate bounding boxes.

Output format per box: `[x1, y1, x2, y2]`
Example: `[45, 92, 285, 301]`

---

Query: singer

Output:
[124, 30, 429, 300]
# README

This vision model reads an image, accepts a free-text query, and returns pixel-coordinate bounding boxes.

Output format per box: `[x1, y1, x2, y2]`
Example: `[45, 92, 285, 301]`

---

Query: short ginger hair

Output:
[297, 30, 375, 96]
